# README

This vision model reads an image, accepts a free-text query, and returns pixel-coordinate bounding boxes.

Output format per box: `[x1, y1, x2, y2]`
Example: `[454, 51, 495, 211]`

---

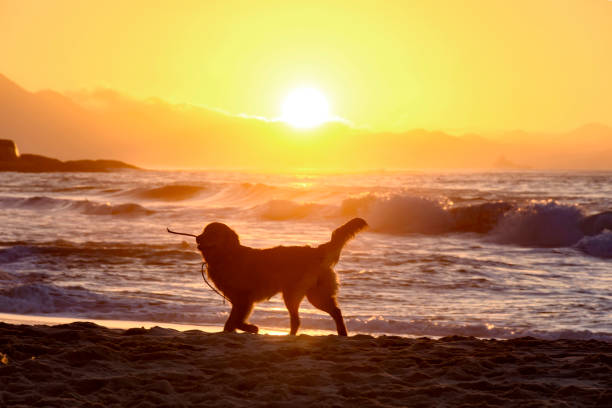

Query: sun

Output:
[280, 87, 331, 129]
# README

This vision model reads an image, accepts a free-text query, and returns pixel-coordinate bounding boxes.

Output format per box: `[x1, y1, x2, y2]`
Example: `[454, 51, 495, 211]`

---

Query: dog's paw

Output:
[240, 323, 259, 334]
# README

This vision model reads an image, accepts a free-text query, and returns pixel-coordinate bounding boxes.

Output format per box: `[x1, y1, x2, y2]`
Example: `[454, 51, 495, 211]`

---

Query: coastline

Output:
[1, 320, 610, 407]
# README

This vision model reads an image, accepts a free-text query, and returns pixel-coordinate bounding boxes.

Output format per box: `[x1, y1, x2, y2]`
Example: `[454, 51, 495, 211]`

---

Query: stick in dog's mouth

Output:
[166, 227, 228, 303]
[166, 227, 198, 238]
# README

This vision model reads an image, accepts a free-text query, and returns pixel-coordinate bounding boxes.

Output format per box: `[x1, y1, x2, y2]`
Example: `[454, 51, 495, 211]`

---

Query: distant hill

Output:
[0, 139, 139, 172]
[1, 73, 611, 171]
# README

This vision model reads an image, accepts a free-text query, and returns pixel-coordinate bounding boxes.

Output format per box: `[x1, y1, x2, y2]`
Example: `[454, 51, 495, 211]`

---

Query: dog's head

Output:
[196, 222, 240, 260]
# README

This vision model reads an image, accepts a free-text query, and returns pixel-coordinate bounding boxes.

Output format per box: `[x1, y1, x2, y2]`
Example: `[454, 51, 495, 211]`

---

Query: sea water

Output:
[0, 170, 610, 340]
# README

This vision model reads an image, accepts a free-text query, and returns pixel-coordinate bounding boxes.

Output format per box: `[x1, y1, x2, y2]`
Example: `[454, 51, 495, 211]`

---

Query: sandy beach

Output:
[1, 322, 610, 407]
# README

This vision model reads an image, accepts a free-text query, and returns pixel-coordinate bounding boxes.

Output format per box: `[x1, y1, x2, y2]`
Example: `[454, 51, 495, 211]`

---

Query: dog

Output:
[196, 218, 367, 336]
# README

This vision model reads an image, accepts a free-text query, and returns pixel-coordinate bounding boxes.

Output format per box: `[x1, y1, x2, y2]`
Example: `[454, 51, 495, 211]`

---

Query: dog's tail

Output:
[320, 218, 368, 266]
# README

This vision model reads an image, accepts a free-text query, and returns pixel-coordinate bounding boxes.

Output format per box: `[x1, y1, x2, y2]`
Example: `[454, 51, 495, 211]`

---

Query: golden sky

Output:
[2, 0, 611, 134]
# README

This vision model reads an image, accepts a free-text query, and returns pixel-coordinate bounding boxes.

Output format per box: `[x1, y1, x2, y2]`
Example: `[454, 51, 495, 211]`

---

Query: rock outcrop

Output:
[0, 139, 19, 161]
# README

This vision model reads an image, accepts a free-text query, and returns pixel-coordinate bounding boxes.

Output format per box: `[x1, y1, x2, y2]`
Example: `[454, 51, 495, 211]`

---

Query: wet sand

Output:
[1, 322, 610, 407]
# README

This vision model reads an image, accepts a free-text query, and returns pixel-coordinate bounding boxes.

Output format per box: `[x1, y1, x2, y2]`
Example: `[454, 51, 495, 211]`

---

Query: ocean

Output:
[0, 170, 610, 340]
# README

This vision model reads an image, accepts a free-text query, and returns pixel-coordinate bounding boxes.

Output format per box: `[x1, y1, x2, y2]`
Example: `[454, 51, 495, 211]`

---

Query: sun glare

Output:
[280, 87, 331, 129]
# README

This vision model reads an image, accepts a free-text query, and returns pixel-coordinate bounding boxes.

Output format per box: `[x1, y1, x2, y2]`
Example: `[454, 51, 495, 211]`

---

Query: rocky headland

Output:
[0, 139, 139, 172]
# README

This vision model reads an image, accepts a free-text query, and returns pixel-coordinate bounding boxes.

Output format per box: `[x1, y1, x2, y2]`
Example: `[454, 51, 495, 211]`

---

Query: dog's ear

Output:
[201, 222, 240, 250]
[219, 225, 240, 249]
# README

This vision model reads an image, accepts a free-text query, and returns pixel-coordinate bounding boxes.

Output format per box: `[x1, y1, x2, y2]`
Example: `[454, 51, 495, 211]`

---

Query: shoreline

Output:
[0, 312, 339, 337]
[3, 312, 611, 342]
[1, 320, 610, 407]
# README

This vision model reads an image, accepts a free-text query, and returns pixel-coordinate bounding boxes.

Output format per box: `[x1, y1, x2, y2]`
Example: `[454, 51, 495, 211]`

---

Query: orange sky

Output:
[1, 0, 611, 133]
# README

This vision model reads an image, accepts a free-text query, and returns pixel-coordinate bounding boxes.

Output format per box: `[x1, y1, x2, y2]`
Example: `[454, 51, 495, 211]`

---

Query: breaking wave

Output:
[0, 281, 227, 325]
[72, 201, 153, 216]
[0, 240, 199, 267]
[341, 193, 453, 234]
[575, 231, 612, 258]
[0, 282, 106, 315]
[0, 195, 153, 216]
[339, 194, 611, 252]
[490, 202, 585, 247]
[129, 184, 206, 201]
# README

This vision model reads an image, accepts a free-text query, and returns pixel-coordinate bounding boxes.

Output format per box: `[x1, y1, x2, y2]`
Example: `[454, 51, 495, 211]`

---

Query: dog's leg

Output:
[224, 300, 256, 333]
[328, 306, 348, 337]
[307, 289, 348, 336]
[306, 270, 348, 336]
[283, 292, 304, 335]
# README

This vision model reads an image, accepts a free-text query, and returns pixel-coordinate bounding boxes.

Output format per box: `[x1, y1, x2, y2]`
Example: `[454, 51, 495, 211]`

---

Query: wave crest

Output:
[575, 231, 612, 258]
[0, 195, 153, 216]
[132, 185, 205, 201]
[0, 240, 199, 267]
[0, 283, 100, 314]
[341, 193, 453, 234]
[491, 201, 584, 247]
[72, 201, 153, 216]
